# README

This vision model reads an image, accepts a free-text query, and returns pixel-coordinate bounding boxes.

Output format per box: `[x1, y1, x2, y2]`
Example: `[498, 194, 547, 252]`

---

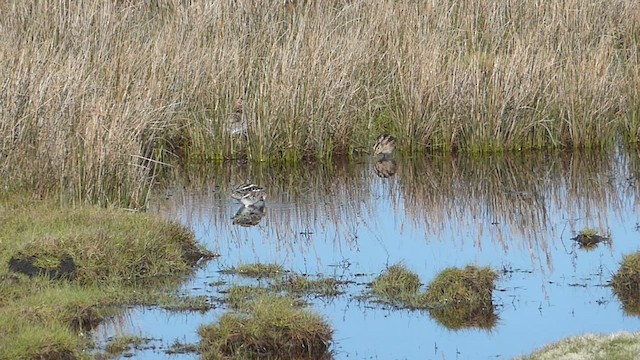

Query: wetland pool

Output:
[97, 150, 640, 359]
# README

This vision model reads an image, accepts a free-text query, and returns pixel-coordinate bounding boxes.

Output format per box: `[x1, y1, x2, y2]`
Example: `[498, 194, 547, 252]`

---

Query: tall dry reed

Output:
[0, 0, 638, 205]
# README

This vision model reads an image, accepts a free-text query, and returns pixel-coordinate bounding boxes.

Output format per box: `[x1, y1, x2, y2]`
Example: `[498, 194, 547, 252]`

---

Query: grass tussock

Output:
[514, 332, 640, 360]
[370, 264, 426, 308]
[1, 0, 639, 205]
[424, 266, 498, 329]
[572, 228, 611, 249]
[612, 252, 640, 315]
[369, 264, 498, 328]
[425, 266, 497, 307]
[199, 296, 333, 359]
[0, 195, 213, 359]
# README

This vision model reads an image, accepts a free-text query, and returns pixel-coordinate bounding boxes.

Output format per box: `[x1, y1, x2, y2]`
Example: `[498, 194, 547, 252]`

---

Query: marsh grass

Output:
[370, 264, 427, 309]
[424, 266, 497, 308]
[105, 335, 149, 356]
[0, 195, 213, 359]
[275, 275, 345, 297]
[223, 264, 346, 309]
[199, 295, 333, 359]
[1, 0, 639, 205]
[514, 332, 640, 360]
[223, 263, 285, 279]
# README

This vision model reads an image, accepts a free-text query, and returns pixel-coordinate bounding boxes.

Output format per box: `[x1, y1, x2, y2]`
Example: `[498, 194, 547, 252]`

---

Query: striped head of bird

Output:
[373, 134, 397, 156]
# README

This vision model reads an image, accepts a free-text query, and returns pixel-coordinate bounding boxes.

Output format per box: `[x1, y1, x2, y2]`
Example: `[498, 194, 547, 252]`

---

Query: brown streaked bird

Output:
[373, 134, 397, 156]
[231, 182, 266, 207]
[226, 97, 248, 137]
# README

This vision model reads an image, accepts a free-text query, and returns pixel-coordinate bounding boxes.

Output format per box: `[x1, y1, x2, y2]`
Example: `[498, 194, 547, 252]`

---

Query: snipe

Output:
[231, 183, 266, 207]
[373, 134, 397, 156]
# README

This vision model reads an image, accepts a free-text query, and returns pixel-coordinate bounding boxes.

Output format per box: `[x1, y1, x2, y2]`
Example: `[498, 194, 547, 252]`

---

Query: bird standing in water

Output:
[231, 183, 266, 207]
[226, 97, 248, 137]
[373, 134, 397, 157]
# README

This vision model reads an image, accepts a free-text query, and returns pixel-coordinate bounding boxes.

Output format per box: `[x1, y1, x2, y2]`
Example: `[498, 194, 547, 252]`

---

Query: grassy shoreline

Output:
[0, 0, 638, 205]
[0, 195, 214, 359]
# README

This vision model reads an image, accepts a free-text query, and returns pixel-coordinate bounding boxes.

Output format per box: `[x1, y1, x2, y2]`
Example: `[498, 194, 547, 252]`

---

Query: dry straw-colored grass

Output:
[1, 0, 638, 205]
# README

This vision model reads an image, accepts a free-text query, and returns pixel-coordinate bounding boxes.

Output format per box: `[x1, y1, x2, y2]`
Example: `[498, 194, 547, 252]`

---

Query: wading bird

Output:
[373, 134, 397, 156]
[231, 183, 266, 207]
[226, 97, 248, 137]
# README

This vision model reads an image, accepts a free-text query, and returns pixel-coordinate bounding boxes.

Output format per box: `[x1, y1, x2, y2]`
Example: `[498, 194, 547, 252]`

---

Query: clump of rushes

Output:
[425, 266, 497, 307]
[370, 264, 427, 309]
[199, 296, 333, 359]
[0, 195, 214, 359]
[425, 266, 499, 330]
[612, 252, 640, 315]
[572, 228, 611, 249]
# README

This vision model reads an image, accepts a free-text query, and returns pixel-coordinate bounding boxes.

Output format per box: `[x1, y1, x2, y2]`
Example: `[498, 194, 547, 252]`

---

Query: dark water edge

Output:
[95, 148, 640, 359]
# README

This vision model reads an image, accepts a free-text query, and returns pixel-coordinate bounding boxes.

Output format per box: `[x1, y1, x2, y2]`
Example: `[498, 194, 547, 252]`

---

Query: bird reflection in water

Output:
[372, 134, 398, 178]
[374, 158, 398, 178]
[232, 203, 266, 227]
[231, 182, 267, 227]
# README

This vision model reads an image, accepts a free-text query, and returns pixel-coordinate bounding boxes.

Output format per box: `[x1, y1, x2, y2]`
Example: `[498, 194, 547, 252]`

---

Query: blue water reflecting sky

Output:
[101, 152, 640, 359]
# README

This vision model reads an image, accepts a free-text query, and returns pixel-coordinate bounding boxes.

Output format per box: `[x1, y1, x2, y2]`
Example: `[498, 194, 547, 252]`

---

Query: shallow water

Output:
[98, 149, 640, 359]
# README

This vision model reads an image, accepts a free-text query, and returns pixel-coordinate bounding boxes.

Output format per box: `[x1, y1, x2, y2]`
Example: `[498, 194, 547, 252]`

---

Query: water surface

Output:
[100, 150, 640, 359]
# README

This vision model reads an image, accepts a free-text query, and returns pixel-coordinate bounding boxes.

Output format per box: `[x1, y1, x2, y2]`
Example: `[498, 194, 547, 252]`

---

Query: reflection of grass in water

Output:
[157, 150, 629, 274]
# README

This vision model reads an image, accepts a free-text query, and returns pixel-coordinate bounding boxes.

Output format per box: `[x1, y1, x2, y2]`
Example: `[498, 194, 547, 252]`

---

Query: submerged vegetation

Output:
[0, 195, 213, 359]
[1, 0, 639, 205]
